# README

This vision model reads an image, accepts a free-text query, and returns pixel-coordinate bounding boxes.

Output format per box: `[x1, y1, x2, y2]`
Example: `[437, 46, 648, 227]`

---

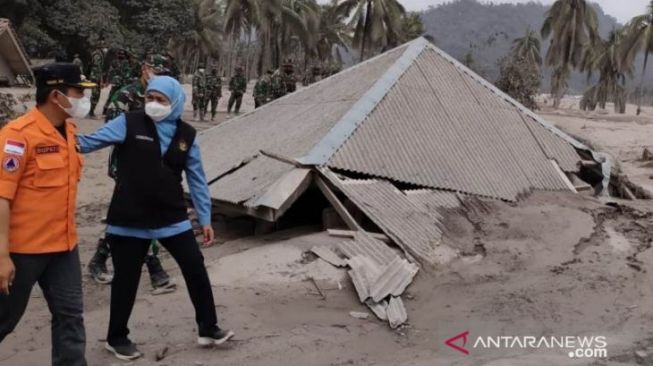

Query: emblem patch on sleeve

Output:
[3, 157, 19, 172]
[4, 140, 25, 156]
[179, 141, 188, 152]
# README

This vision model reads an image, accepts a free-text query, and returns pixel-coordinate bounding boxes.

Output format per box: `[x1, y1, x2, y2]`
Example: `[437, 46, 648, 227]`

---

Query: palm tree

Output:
[621, 0, 653, 115]
[169, 0, 225, 76]
[336, 0, 406, 62]
[401, 12, 425, 42]
[512, 28, 542, 68]
[541, 0, 599, 107]
[314, 1, 351, 66]
[581, 28, 633, 113]
[224, 0, 259, 76]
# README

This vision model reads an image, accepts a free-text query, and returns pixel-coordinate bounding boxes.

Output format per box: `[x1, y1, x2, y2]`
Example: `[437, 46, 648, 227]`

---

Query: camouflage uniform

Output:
[228, 68, 247, 114]
[72, 54, 84, 74]
[303, 66, 321, 86]
[206, 70, 222, 120]
[104, 55, 132, 115]
[192, 68, 208, 120]
[89, 48, 106, 117]
[253, 72, 272, 108]
[281, 64, 297, 94]
[270, 70, 287, 101]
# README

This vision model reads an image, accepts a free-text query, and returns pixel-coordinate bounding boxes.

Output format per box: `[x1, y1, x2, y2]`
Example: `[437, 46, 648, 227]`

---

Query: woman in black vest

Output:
[77, 76, 234, 361]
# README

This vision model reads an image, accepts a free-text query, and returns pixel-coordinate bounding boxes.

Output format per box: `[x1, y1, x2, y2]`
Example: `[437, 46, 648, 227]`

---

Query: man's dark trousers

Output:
[0, 246, 87, 366]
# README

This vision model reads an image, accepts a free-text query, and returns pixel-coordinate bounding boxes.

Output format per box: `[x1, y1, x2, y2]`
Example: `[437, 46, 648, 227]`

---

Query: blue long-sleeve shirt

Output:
[76, 114, 212, 239]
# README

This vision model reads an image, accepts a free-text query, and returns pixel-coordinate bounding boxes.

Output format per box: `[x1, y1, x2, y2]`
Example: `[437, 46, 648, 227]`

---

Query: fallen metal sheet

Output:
[387, 296, 408, 329]
[369, 257, 419, 302]
[347, 255, 383, 303]
[324, 171, 458, 266]
[311, 246, 347, 268]
[366, 299, 388, 321]
[337, 231, 399, 266]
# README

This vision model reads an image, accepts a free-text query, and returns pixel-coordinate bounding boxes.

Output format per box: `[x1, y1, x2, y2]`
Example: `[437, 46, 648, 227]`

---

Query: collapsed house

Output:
[0, 19, 33, 86]
[198, 37, 600, 328]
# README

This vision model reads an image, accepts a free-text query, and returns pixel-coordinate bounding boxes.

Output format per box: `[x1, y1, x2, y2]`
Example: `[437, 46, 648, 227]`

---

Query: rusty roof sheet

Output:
[328, 46, 574, 201]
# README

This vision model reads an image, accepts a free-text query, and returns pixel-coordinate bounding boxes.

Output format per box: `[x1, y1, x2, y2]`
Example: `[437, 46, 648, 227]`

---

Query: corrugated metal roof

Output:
[325, 174, 457, 265]
[199, 45, 408, 185]
[311, 246, 347, 267]
[209, 155, 295, 206]
[387, 297, 408, 329]
[328, 47, 573, 201]
[369, 257, 419, 302]
[337, 231, 399, 266]
[347, 255, 383, 303]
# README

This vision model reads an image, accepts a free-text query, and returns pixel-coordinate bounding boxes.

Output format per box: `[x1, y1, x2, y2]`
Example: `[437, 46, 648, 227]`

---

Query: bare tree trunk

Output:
[638, 52, 649, 116]
[360, 0, 373, 62]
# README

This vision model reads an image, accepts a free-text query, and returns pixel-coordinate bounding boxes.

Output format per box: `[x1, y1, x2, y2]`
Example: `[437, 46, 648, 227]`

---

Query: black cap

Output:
[33, 63, 96, 89]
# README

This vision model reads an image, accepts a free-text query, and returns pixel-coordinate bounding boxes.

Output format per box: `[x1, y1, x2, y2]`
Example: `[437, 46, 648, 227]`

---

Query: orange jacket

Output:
[0, 108, 83, 254]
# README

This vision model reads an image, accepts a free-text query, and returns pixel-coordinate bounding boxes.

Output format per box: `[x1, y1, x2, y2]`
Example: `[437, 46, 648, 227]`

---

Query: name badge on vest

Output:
[135, 135, 154, 142]
[178, 141, 189, 152]
[35, 145, 60, 155]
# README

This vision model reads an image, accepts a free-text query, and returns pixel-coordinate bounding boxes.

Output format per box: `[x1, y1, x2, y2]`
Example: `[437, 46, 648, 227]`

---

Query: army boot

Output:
[88, 238, 113, 284]
[145, 255, 176, 295]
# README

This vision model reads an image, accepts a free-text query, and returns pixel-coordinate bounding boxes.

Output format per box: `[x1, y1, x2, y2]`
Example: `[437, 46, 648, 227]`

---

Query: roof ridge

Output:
[298, 37, 430, 165]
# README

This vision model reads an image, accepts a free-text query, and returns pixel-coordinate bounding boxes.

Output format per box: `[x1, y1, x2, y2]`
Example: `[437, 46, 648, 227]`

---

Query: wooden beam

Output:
[315, 176, 362, 231]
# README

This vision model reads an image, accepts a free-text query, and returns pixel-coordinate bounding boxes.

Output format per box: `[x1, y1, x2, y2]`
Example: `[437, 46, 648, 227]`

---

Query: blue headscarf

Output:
[146, 76, 186, 122]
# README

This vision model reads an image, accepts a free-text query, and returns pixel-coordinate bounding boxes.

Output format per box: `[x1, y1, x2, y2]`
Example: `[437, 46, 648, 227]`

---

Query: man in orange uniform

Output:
[0, 63, 95, 366]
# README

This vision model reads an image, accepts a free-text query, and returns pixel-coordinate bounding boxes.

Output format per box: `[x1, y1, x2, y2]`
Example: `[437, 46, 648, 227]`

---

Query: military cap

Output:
[33, 63, 96, 89]
[144, 54, 172, 75]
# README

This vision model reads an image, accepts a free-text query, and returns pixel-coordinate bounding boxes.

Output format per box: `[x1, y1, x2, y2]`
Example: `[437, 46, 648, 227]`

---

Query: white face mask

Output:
[58, 92, 91, 119]
[145, 101, 172, 122]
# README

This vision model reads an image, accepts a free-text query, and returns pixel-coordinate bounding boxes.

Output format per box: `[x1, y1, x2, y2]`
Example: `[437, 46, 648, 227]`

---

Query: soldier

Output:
[103, 50, 126, 115]
[88, 54, 177, 295]
[166, 53, 181, 81]
[89, 46, 107, 118]
[228, 66, 247, 115]
[206, 69, 222, 121]
[105, 54, 171, 121]
[72, 54, 84, 74]
[270, 69, 287, 101]
[281, 63, 297, 94]
[192, 65, 208, 121]
[303, 66, 321, 86]
[253, 70, 272, 109]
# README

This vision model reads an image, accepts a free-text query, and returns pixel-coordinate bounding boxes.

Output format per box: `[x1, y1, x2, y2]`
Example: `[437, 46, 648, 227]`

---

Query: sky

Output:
[316, 0, 651, 24]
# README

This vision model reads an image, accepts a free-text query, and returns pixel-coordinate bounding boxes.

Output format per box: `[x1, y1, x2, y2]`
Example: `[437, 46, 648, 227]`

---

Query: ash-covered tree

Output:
[495, 55, 541, 110]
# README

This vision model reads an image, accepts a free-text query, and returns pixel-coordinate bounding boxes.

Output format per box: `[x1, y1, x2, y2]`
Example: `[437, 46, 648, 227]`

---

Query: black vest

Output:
[106, 111, 197, 228]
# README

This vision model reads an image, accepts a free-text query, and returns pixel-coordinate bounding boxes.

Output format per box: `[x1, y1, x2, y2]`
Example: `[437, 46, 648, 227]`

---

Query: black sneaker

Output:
[105, 341, 142, 361]
[88, 239, 112, 284]
[197, 329, 235, 347]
